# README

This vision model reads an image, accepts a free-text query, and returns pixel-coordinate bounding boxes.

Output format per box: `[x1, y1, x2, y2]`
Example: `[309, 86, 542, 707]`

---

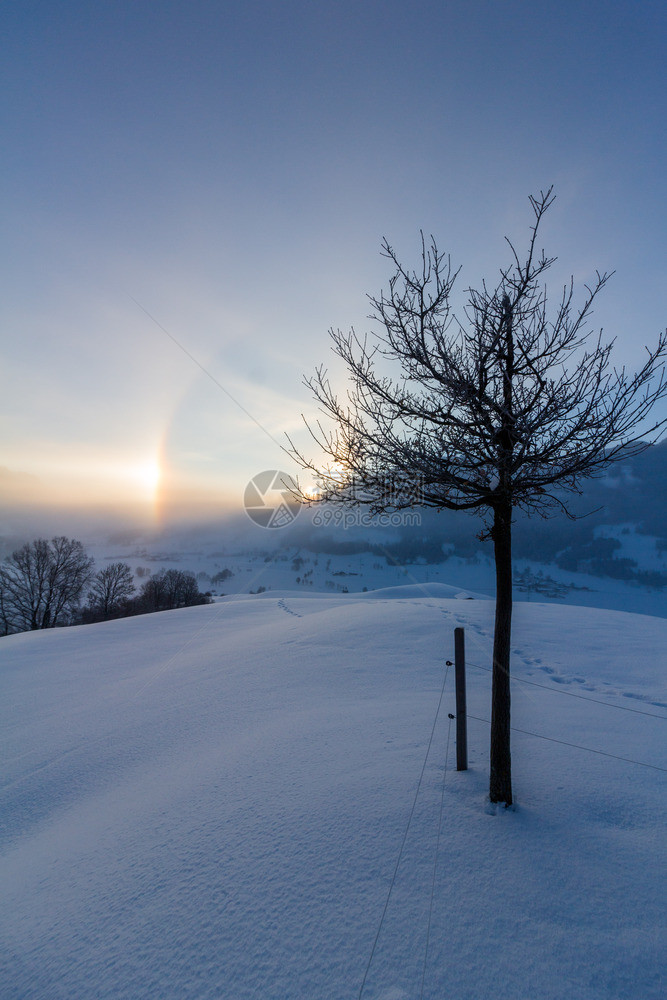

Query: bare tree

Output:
[288, 189, 667, 804]
[86, 562, 135, 619]
[160, 568, 201, 609]
[0, 537, 95, 634]
[139, 568, 209, 612]
[0, 578, 12, 636]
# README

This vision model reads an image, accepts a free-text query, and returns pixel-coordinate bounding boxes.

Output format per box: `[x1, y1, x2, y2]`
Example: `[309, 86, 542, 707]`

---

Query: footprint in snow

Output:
[277, 598, 302, 618]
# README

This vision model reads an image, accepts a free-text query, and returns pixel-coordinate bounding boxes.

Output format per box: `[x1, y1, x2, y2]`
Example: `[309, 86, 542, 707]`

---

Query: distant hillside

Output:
[284, 441, 667, 588]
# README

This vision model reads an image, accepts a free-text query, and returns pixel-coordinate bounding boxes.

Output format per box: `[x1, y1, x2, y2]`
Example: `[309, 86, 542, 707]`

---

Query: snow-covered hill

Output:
[1, 589, 665, 999]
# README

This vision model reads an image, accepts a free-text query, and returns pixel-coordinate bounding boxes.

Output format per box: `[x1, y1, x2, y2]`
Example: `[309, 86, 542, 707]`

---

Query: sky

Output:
[1, 0, 666, 533]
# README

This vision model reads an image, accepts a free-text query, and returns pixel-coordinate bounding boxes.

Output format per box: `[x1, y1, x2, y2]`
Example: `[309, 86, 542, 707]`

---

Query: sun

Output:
[302, 482, 321, 501]
[132, 459, 162, 500]
[142, 461, 161, 491]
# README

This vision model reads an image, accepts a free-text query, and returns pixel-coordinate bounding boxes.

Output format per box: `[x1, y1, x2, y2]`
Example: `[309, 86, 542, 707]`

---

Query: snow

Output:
[1, 589, 665, 999]
[595, 522, 667, 573]
[85, 529, 667, 619]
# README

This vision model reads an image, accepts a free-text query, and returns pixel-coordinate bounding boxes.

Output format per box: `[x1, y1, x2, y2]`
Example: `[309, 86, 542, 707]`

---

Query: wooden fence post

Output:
[454, 627, 468, 771]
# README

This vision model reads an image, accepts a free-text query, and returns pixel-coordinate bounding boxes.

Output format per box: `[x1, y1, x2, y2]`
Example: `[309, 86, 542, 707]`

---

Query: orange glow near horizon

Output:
[1, 450, 165, 516]
[3, 430, 254, 529]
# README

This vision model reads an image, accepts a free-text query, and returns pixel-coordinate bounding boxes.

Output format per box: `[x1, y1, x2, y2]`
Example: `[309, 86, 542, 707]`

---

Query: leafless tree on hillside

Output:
[288, 188, 667, 804]
[0, 536, 94, 635]
[86, 562, 135, 619]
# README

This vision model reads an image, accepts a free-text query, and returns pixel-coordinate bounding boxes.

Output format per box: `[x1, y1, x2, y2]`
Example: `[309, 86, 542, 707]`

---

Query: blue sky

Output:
[1, 0, 665, 528]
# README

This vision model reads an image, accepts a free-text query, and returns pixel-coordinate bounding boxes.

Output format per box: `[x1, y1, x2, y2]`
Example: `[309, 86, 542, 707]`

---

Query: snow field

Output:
[1, 588, 665, 999]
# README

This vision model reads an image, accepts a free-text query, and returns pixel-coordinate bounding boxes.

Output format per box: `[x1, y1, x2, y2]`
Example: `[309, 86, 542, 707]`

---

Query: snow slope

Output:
[1, 589, 665, 999]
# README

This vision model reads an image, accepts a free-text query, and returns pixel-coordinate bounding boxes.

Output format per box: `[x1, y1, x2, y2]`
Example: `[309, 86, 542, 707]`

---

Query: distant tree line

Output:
[0, 536, 212, 637]
[286, 499, 667, 587]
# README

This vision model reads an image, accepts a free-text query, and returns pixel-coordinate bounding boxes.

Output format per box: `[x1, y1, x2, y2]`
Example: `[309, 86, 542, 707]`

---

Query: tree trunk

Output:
[489, 500, 513, 804]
